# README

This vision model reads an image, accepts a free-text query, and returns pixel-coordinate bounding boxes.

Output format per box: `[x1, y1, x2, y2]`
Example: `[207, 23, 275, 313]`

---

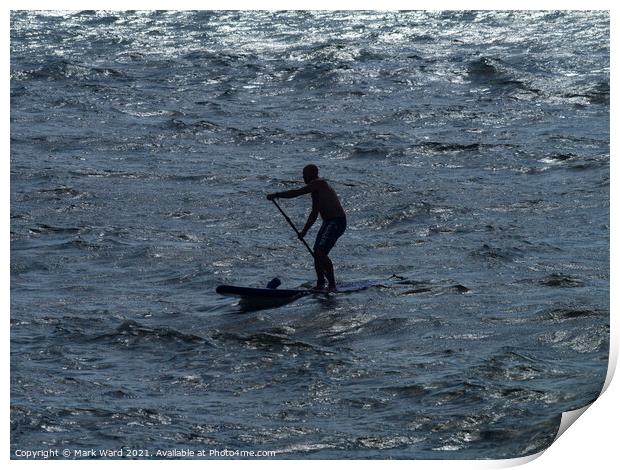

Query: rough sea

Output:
[10, 10, 609, 459]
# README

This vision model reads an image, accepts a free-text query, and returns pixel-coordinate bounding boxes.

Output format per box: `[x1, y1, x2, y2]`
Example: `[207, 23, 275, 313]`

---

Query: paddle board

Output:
[215, 277, 403, 311]
[216, 285, 312, 299]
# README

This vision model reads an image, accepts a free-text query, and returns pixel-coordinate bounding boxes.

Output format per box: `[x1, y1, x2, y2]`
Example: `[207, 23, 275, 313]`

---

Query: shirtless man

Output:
[267, 164, 347, 291]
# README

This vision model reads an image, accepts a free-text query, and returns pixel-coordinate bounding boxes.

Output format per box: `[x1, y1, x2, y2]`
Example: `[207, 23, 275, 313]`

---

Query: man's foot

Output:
[311, 282, 326, 292]
[326, 284, 337, 293]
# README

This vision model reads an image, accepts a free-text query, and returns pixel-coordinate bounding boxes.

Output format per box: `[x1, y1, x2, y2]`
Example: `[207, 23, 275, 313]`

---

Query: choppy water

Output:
[10, 11, 609, 459]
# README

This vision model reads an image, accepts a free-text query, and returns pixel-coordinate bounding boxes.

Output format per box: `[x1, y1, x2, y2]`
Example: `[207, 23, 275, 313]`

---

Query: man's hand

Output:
[267, 193, 278, 201]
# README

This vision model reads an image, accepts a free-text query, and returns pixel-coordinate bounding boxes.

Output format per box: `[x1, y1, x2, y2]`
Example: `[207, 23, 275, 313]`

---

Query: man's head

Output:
[303, 164, 319, 184]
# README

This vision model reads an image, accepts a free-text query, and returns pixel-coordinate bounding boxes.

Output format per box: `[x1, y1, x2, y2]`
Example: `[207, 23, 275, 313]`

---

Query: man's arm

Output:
[267, 180, 318, 200]
[299, 195, 319, 239]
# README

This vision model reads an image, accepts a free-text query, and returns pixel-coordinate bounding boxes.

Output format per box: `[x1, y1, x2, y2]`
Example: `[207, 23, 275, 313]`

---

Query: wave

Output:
[539, 153, 576, 163]
[538, 274, 584, 288]
[537, 323, 608, 354]
[378, 203, 432, 228]
[154, 269, 211, 286]
[466, 57, 536, 94]
[348, 142, 406, 160]
[11, 260, 51, 275]
[182, 50, 258, 67]
[562, 80, 609, 105]
[418, 141, 511, 153]
[566, 155, 610, 172]
[467, 57, 501, 79]
[93, 320, 216, 348]
[70, 168, 145, 179]
[285, 63, 349, 88]
[36, 186, 88, 199]
[77, 12, 121, 26]
[213, 330, 334, 355]
[471, 350, 546, 382]
[166, 118, 222, 131]
[539, 307, 607, 322]
[27, 223, 83, 235]
[13, 58, 129, 83]
[165, 118, 293, 145]
[470, 244, 523, 263]
[290, 42, 381, 64]
[381, 383, 427, 398]
[282, 43, 378, 88]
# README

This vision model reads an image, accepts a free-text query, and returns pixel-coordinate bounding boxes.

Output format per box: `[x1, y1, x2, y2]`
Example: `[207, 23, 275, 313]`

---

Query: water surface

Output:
[11, 11, 609, 459]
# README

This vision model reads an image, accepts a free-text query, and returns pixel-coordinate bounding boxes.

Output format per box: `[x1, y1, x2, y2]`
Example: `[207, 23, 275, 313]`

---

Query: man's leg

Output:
[314, 254, 326, 289]
[316, 248, 336, 289]
[323, 254, 336, 289]
[313, 222, 328, 289]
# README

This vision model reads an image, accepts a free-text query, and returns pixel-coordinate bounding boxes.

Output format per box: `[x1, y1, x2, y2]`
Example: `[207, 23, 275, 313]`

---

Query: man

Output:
[267, 164, 347, 292]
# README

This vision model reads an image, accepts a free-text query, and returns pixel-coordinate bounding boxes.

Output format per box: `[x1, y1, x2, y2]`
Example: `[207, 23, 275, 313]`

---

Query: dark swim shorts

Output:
[314, 216, 347, 254]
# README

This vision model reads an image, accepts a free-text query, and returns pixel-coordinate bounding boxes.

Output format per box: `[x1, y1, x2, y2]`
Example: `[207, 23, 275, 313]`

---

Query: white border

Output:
[5, 2, 616, 469]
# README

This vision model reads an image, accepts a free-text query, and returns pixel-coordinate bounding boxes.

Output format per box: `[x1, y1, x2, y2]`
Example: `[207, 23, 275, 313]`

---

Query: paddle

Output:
[271, 199, 315, 258]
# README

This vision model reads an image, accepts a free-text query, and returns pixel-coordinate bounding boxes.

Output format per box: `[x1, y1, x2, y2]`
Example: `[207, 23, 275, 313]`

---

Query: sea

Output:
[10, 10, 609, 459]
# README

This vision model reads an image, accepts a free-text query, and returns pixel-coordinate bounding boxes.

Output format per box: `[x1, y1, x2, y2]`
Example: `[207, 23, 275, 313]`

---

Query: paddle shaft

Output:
[271, 199, 315, 258]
